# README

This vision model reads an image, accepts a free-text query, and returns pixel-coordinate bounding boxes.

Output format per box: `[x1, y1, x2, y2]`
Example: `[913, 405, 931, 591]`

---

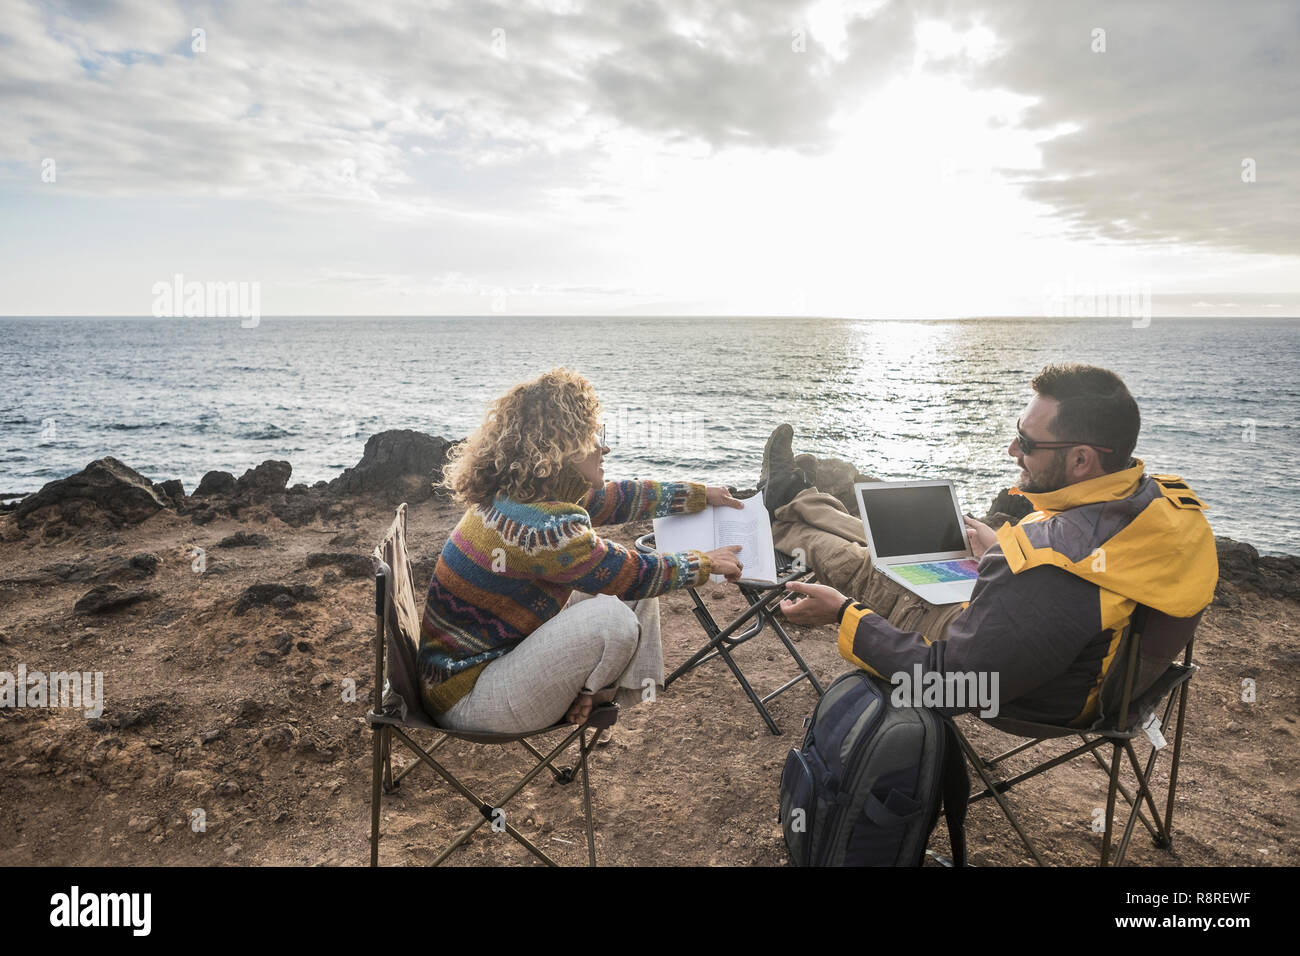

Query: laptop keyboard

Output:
[892, 559, 980, 584]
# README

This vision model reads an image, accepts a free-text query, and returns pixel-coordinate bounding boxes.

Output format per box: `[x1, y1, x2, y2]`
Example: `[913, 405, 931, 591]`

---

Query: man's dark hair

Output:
[1030, 363, 1140, 472]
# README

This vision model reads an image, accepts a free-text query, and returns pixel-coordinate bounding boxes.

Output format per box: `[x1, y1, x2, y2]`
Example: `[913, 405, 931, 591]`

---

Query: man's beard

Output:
[1018, 449, 1070, 493]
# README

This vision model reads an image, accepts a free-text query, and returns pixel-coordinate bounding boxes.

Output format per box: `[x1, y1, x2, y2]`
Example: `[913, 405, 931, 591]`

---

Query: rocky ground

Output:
[0, 432, 1296, 866]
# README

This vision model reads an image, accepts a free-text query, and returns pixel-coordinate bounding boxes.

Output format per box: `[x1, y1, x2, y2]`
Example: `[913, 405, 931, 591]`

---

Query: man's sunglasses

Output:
[1015, 419, 1113, 457]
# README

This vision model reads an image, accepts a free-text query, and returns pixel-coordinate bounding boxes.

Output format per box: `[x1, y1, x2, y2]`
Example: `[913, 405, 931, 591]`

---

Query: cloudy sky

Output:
[1, 0, 1297, 317]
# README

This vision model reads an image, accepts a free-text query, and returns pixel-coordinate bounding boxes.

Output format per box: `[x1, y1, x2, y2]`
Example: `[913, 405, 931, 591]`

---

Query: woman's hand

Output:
[963, 515, 997, 560]
[705, 485, 745, 510]
[779, 580, 849, 626]
[704, 544, 744, 582]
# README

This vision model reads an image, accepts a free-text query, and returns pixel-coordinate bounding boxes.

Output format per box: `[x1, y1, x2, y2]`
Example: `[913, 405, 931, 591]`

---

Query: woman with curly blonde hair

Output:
[420, 368, 744, 732]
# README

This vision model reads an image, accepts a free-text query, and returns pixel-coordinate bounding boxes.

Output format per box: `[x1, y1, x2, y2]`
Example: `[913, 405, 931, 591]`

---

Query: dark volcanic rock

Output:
[260, 725, 296, 751]
[792, 454, 878, 516]
[74, 584, 159, 615]
[85, 701, 167, 732]
[1258, 555, 1300, 601]
[270, 495, 323, 528]
[1210, 538, 1298, 602]
[0, 492, 32, 515]
[194, 470, 237, 497]
[305, 552, 373, 578]
[128, 552, 160, 575]
[6, 552, 160, 587]
[232, 583, 320, 616]
[236, 460, 292, 495]
[233, 698, 264, 726]
[296, 735, 338, 763]
[1216, 537, 1260, 587]
[215, 531, 270, 548]
[328, 430, 452, 502]
[35, 561, 95, 583]
[153, 479, 186, 506]
[15, 458, 169, 530]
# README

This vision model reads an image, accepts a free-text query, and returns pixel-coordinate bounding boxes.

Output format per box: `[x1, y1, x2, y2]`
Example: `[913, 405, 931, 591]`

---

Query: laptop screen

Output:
[860, 484, 967, 559]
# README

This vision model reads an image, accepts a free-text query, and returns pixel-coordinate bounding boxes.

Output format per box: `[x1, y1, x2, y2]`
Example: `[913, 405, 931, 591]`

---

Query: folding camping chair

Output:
[368, 504, 617, 866]
[950, 604, 1202, 866]
[634, 532, 824, 735]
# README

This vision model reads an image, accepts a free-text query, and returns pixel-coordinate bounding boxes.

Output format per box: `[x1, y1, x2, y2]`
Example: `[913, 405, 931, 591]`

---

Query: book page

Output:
[712, 491, 778, 586]
[652, 493, 779, 586]
[651, 506, 715, 564]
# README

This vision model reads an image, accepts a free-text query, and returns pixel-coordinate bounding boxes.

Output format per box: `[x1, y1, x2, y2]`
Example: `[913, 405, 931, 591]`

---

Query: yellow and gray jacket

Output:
[837, 459, 1218, 725]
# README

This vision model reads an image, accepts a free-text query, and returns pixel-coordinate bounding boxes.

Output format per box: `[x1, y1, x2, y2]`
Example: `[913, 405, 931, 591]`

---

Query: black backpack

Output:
[779, 669, 969, 866]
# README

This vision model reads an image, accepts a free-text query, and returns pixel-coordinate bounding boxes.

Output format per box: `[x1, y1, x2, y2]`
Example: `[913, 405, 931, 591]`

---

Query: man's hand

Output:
[779, 580, 850, 626]
[705, 485, 745, 509]
[963, 515, 997, 560]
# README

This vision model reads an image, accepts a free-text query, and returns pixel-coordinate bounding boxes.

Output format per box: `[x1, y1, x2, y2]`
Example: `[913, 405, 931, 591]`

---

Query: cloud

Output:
[0, 1, 918, 206]
[584, 0, 916, 152]
[958, 0, 1300, 257]
[0, 0, 1295, 287]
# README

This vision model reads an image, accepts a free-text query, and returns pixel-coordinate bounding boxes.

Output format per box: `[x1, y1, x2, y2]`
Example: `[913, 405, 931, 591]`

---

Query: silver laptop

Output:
[854, 480, 980, 606]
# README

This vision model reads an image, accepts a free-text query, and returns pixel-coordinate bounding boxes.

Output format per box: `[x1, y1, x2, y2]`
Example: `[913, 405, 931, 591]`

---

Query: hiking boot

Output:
[762, 468, 813, 520]
[758, 423, 812, 518]
[758, 423, 796, 490]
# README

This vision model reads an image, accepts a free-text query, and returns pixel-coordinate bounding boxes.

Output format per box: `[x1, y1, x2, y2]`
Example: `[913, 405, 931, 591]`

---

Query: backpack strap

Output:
[940, 718, 970, 866]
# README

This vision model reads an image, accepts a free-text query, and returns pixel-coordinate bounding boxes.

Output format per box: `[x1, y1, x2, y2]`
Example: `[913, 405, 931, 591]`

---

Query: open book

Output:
[652, 491, 779, 586]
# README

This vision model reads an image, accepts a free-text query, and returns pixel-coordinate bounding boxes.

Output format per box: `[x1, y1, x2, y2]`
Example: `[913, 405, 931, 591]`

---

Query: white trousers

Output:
[438, 591, 664, 733]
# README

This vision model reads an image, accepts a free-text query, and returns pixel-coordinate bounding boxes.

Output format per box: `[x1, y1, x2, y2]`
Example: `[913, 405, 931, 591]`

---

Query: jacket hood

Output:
[996, 459, 1219, 618]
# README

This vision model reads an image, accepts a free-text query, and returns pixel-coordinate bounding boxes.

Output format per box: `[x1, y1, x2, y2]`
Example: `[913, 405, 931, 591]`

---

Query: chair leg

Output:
[954, 724, 1046, 866]
[1100, 740, 1124, 866]
[389, 724, 570, 866]
[767, 611, 825, 696]
[370, 726, 384, 867]
[381, 726, 396, 793]
[581, 727, 597, 867]
[1130, 737, 1170, 831]
[1163, 677, 1192, 848]
[665, 593, 725, 686]
[715, 641, 783, 735]
[1113, 742, 1160, 867]
[1083, 737, 1162, 843]
[519, 736, 575, 783]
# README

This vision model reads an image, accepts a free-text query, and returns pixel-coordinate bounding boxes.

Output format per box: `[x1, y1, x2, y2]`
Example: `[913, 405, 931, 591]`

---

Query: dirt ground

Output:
[1, 494, 1296, 866]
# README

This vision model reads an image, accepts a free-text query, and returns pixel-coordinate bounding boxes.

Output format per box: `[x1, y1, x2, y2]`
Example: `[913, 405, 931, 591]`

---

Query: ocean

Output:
[1, 316, 1296, 555]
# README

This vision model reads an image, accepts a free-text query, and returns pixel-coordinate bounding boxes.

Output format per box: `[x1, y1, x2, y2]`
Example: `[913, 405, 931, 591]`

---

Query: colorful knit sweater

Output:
[418, 471, 713, 715]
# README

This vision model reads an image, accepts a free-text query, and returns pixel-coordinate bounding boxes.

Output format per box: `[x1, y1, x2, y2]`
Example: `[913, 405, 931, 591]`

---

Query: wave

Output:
[237, 425, 294, 440]
[105, 422, 168, 431]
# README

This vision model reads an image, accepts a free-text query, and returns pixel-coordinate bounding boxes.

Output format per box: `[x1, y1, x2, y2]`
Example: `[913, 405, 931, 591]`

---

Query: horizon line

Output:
[2, 313, 1299, 321]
